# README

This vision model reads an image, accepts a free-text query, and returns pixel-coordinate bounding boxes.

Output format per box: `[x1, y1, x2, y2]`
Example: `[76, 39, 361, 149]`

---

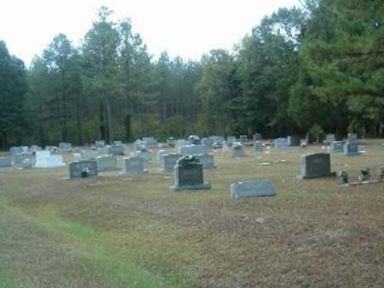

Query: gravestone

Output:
[187, 135, 201, 145]
[69, 160, 98, 179]
[344, 142, 360, 156]
[80, 149, 98, 160]
[96, 155, 117, 172]
[300, 152, 332, 179]
[142, 137, 157, 148]
[287, 136, 300, 147]
[0, 157, 12, 168]
[201, 137, 214, 148]
[135, 150, 152, 167]
[175, 139, 188, 151]
[59, 142, 72, 150]
[170, 162, 211, 192]
[209, 136, 224, 145]
[13, 153, 34, 168]
[162, 153, 182, 172]
[113, 140, 123, 145]
[226, 136, 236, 146]
[35, 151, 65, 168]
[197, 153, 215, 169]
[274, 138, 288, 149]
[10, 146, 28, 154]
[347, 133, 358, 143]
[330, 141, 344, 153]
[253, 141, 263, 152]
[157, 149, 166, 164]
[180, 145, 207, 156]
[253, 133, 262, 141]
[94, 140, 105, 148]
[239, 135, 248, 143]
[325, 134, 336, 144]
[123, 155, 144, 176]
[232, 143, 245, 157]
[109, 144, 124, 155]
[230, 180, 276, 198]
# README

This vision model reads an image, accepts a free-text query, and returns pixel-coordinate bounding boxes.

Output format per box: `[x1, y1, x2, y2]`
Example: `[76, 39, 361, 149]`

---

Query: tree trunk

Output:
[105, 97, 113, 144]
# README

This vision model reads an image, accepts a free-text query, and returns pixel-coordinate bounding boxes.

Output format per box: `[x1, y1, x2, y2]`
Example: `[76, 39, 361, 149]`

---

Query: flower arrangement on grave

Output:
[338, 171, 349, 184]
[233, 142, 243, 150]
[176, 155, 200, 167]
[359, 167, 371, 182]
[379, 166, 384, 180]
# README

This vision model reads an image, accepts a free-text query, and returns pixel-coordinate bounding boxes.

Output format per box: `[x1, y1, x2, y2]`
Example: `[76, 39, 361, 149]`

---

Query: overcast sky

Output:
[0, 0, 300, 66]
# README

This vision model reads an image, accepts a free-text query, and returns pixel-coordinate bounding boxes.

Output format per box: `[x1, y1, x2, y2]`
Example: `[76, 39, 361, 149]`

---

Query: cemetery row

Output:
[1, 133, 382, 198]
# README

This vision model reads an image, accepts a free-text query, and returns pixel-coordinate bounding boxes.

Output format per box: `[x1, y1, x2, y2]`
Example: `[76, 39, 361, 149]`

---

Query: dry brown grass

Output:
[1, 139, 384, 287]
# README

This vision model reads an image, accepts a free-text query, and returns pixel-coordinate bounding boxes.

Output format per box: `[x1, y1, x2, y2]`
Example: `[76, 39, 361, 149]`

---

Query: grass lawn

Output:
[1, 139, 384, 287]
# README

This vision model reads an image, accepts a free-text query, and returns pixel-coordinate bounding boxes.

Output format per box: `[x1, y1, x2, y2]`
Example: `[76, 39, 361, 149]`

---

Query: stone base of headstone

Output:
[299, 171, 336, 180]
[170, 183, 211, 193]
[230, 180, 276, 198]
[341, 180, 382, 187]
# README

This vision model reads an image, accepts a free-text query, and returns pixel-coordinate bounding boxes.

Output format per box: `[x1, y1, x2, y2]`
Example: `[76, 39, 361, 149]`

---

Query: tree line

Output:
[1, 0, 383, 147]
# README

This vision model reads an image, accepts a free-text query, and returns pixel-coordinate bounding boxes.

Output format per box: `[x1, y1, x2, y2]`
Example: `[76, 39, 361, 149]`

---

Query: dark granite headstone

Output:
[301, 152, 332, 179]
[0, 157, 12, 168]
[344, 142, 360, 156]
[69, 160, 98, 179]
[170, 163, 211, 192]
[162, 153, 182, 172]
[287, 136, 300, 147]
[330, 141, 344, 152]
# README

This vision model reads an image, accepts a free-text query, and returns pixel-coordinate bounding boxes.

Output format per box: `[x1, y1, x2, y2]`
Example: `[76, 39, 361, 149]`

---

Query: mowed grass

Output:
[1, 139, 384, 287]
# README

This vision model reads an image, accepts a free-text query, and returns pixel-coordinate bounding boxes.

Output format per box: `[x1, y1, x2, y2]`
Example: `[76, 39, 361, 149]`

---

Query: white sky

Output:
[0, 0, 300, 66]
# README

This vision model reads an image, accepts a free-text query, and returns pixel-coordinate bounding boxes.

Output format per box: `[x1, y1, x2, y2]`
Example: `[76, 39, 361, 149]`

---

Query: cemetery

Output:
[1, 1, 383, 286]
[1, 137, 384, 287]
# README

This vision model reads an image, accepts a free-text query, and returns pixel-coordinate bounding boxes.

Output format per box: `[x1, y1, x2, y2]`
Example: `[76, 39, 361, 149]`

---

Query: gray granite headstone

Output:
[326, 134, 336, 143]
[10, 146, 28, 154]
[230, 180, 276, 198]
[253, 141, 263, 151]
[179, 145, 207, 156]
[69, 160, 98, 179]
[13, 153, 34, 168]
[274, 138, 288, 149]
[344, 142, 360, 156]
[59, 142, 72, 150]
[253, 133, 262, 141]
[123, 156, 144, 176]
[142, 137, 157, 148]
[197, 153, 215, 169]
[239, 135, 247, 143]
[231, 143, 245, 157]
[347, 133, 358, 143]
[0, 157, 12, 168]
[330, 141, 344, 153]
[157, 150, 166, 164]
[96, 155, 118, 172]
[187, 135, 201, 145]
[162, 153, 182, 172]
[170, 163, 211, 192]
[300, 152, 332, 179]
[94, 140, 106, 148]
[287, 136, 300, 147]
[201, 138, 214, 148]
[109, 144, 124, 155]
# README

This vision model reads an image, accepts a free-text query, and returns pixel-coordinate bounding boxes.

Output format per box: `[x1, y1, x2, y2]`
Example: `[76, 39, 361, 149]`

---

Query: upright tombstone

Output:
[157, 149, 166, 164]
[201, 137, 214, 148]
[197, 153, 216, 169]
[96, 155, 118, 172]
[69, 160, 98, 179]
[226, 136, 236, 146]
[123, 155, 144, 176]
[253, 133, 262, 141]
[239, 135, 247, 143]
[344, 133, 360, 156]
[10, 146, 28, 155]
[59, 142, 72, 150]
[13, 153, 34, 168]
[0, 157, 12, 168]
[300, 152, 332, 179]
[170, 156, 211, 192]
[179, 145, 207, 156]
[325, 134, 336, 144]
[162, 153, 182, 172]
[330, 141, 344, 153]
[94, 140, 106, 148]
[109, 144, 124, 155]
[135, 149, 152, 167]
[232, 142, 245, 157]
[35, 151, 65, 168]
[253, 141, 263, 152]
[287, 136, 300, 147]
[187, 135, 201, 145]
[210, 136, 224, 145]
[274, 138, 288, 149]
[230, 180, 276, 198]
[142, 137, 157, 148]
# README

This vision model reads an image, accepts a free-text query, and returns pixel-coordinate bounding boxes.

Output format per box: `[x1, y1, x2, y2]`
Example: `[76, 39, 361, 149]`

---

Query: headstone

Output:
[162, 153, 182, 172]
[239, 135, 247, 143]
[13, 153, 34, 168]
[253, 133, 262, 141]
[59, 142, 72, 150]
[123, 155, 144, 176]
[325, 134, 336, 144]
[133, 139, 145, 151]
[344, 142, 360, 156]
[253, 141, 263, 152]
[187, 135, 201, 145]
[113, 140, 123, 145]
[10, 146, 28, 154]
[330, 141, 344, 153]
[69, 160, 98, 179]
[274, 138, 288, 149]
[347, 133, 358, 143]
[135, 150, 152, 167]
[179, 145, 207, 156]
[230, 180, 276, 198]
[170, 162, 211, 192]
[0, 157, 12, 168]
[35, 151, 65, 168]
[300, 152, 332, 179]
[287, 136, 300, 147]
[157, 149, 166, 164]
[197, 153, 215, 169]
[80, 149, 98, 160]
[226, 136, 236, 146]
[108, 144, 124, 155]
[142, 137, 157, 148]
[94, 140, 105, 148]
[232, 142, 245, 157]
[201, 137, 214, 148]
[96, 155, 118, 172]
[209, 136, 224, 144]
